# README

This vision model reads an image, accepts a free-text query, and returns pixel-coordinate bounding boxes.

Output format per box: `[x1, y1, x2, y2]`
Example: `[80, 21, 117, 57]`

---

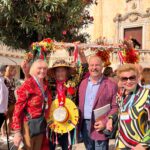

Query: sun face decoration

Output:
[47, 98, 79, 134]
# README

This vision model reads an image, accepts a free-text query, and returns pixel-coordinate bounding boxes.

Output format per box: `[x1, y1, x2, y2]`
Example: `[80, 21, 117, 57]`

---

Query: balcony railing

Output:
[111, 50, 150, 67]
[0, 43, 150, 67]
[49, 49, 150, 68]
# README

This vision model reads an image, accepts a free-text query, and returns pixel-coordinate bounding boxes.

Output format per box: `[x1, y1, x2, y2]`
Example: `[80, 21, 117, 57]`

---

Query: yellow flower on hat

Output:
[64, 80, 76, 88]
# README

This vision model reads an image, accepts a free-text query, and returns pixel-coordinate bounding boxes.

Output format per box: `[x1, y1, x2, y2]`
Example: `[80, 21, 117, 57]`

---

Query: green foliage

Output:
[0, 0, 96, 49]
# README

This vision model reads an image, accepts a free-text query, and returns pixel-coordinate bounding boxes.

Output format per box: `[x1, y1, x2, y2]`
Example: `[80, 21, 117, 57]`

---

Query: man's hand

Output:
[78, 48, 84, 55]
[94, 120, 105, 132]
[132, 144, 146, 150]
[106, 119, 113, 131]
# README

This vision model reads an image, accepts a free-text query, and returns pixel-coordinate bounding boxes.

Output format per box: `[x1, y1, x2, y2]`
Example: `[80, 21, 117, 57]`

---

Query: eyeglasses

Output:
[120, 75, 137, 82]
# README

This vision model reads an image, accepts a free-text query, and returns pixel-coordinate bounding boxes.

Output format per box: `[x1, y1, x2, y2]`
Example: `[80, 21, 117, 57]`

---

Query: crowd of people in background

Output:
[0, 53, 150, 150]
[1, 66, 17, 140]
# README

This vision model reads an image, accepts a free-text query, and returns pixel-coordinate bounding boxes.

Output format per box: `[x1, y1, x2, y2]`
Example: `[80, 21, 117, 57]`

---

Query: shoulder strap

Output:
[33, 76, 48, 116]
[41, 91, 48, 116]
[24, 92, 47, 119]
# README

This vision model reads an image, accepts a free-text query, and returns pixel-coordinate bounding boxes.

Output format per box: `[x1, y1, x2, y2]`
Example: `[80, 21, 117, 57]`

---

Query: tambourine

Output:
[47, 98, 79, 134]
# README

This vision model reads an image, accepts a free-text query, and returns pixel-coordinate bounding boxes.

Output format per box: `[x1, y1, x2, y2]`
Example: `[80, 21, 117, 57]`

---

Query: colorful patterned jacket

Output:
[116, 85, 150, 149]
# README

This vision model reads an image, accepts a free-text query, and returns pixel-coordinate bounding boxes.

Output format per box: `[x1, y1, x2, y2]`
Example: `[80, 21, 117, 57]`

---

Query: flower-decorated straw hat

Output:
[48, 59, 76, 78]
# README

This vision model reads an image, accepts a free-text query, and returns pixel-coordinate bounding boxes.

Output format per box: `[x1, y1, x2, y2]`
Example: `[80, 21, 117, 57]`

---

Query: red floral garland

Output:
[96, 48, 113, 67]
[122, 40, 139, 64]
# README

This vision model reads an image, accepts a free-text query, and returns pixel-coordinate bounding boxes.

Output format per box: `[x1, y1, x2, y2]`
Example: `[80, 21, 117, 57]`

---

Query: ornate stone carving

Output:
[114, 9, 150, 22]
[146, 8, 150, 13]
[113, 13, 122, 22]
[126, 0, 133, 2]
[132, 2, 137, 10]
[126, 0, 140, 11]
[129, 14, 138, 22]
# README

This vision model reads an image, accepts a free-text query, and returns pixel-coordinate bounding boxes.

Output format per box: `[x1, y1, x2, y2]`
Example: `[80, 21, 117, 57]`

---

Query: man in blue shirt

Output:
[79, 55, 118, 150]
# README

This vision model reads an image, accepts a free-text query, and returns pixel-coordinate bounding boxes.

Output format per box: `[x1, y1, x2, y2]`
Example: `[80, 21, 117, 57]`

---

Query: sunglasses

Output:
[120, 75, 137, 82]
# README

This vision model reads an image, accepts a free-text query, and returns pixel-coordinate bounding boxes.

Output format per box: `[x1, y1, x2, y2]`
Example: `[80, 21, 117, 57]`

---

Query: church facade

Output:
[91, 0, 150, 49]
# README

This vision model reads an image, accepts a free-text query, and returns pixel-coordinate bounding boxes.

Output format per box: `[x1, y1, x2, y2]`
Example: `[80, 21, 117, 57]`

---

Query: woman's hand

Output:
[78, 48, 87, 64]
[13, 132, 23, 147]
[132, 144, 146, 150]
[106, 119, 113, 131]
[21, 60, 30, 79]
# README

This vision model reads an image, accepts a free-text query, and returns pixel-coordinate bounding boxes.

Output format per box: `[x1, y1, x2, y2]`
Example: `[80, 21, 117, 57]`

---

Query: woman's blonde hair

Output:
[5, 65, 16, 77]
[29, 59, 48, 76]
[117, 63, 139, 77]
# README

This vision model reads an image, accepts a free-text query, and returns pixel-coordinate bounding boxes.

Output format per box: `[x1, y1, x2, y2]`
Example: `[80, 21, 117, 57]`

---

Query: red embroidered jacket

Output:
[12, 77, 51, 131]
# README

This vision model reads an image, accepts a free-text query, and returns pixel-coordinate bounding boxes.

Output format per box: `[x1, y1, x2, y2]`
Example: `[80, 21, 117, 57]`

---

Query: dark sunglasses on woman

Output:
[120, 75, 137, 82]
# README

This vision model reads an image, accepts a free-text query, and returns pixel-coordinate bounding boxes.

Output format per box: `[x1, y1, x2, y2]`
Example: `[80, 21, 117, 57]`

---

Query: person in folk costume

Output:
[21, 48, 88, 150]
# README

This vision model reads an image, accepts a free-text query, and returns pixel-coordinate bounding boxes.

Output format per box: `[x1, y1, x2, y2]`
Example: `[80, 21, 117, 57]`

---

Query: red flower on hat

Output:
[67, 87, 75, 95]
[122, 40, 139, 64]
[96, 50, 111, 67]
[125, 49, 139, 63]
[41, 46, 46, 52]
[43, 38, 53, 43]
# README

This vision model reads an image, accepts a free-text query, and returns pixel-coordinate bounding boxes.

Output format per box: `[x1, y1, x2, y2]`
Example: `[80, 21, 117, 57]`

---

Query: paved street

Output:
[0, 135, 115, 150]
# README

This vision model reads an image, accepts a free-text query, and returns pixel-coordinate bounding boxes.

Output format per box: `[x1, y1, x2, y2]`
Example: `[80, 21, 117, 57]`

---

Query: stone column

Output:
[144, 22, 150, 49]
[93, 0, 103, 40]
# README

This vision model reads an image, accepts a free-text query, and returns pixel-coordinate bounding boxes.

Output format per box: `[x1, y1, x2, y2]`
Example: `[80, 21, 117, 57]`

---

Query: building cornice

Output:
[0, 44, 24, 59]
[0, 51, 24, 59]
[113, 8, 150, 22]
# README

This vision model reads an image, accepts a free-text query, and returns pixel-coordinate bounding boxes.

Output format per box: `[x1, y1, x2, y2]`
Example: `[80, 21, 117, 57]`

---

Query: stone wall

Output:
[91, 0, 150, 49]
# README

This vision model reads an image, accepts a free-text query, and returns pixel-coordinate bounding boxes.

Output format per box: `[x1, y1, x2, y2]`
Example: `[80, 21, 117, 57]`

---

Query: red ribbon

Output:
[73, 44, 78, 63]
[41, 135, 49, 150]
[56, 80, 66, 106]
[117, 51, 124, 64]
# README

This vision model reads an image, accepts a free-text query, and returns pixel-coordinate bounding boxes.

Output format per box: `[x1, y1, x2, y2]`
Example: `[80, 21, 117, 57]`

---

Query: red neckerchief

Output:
[56, 80, 67, 106]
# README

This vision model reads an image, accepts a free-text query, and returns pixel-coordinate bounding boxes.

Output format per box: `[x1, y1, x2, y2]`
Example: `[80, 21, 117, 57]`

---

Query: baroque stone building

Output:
[91, 0, 150, 49]
[1, 0, 150, 72]
[50, 0, 150, 68]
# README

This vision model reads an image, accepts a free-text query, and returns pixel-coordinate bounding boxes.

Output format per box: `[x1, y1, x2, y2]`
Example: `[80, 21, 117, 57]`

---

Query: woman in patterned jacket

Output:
[107, 64, 150, 150]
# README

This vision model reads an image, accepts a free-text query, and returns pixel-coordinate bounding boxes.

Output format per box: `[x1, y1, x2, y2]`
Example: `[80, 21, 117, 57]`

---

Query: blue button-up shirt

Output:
[84, 77, 102, 119]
